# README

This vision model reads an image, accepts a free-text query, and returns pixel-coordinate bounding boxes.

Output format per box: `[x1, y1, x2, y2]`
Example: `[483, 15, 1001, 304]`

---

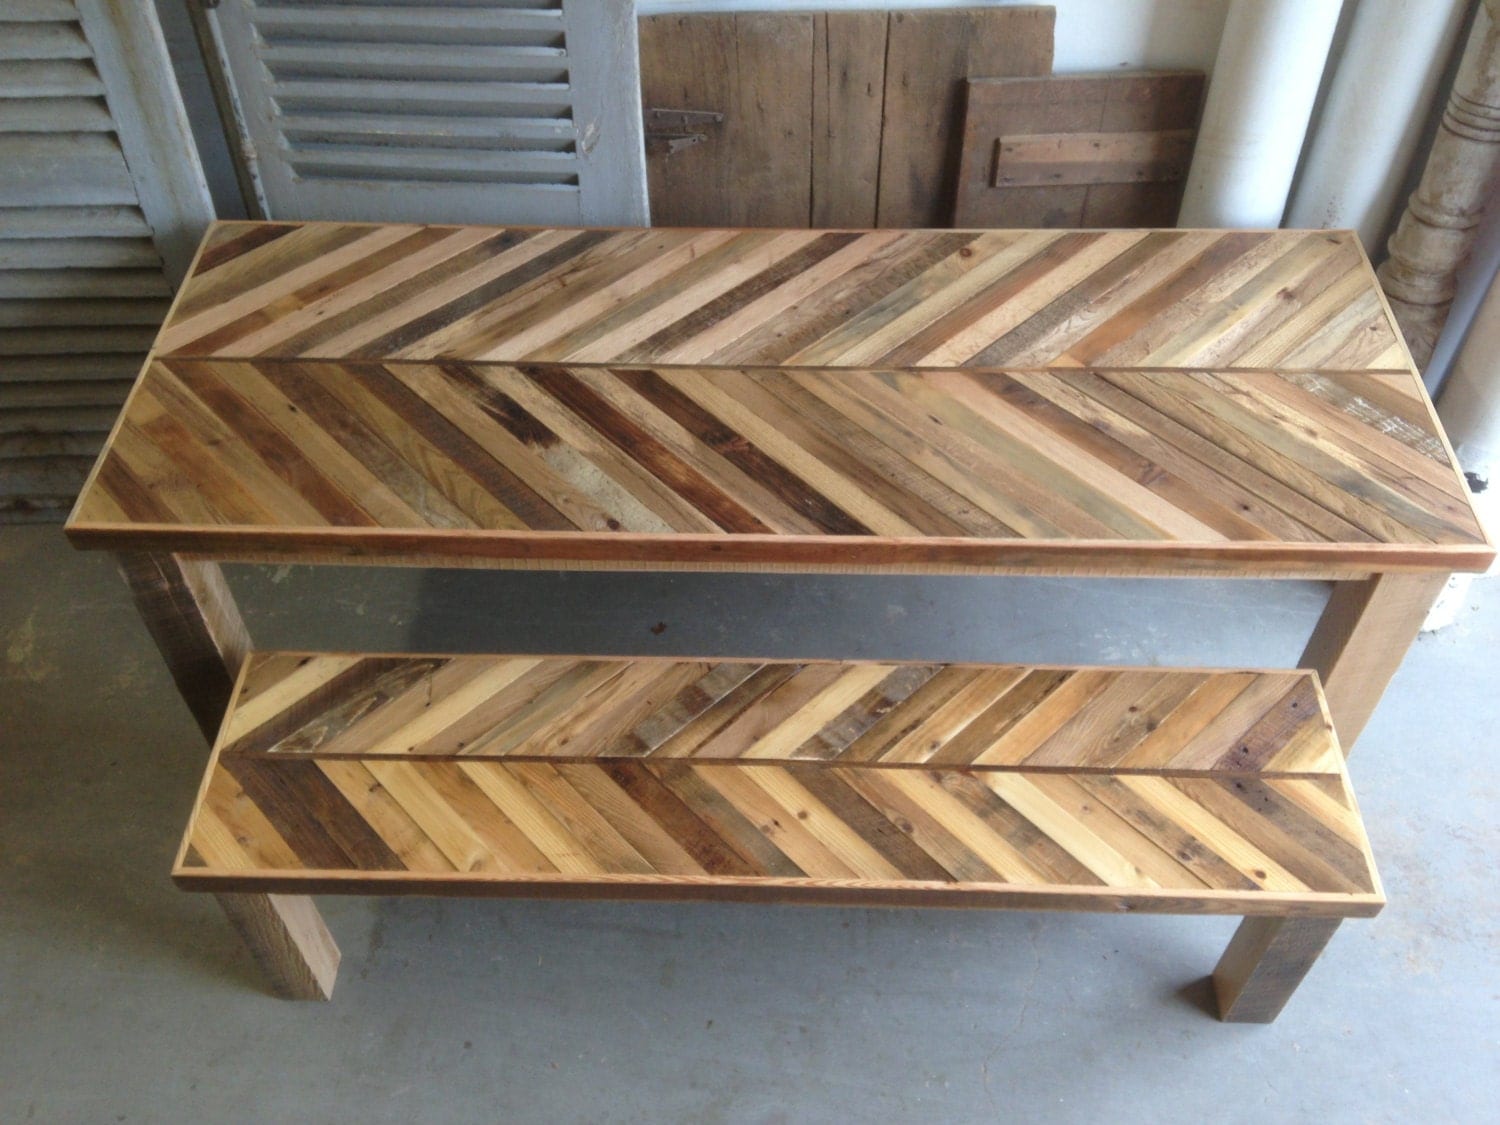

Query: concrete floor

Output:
[3, 524, 1497, 1124]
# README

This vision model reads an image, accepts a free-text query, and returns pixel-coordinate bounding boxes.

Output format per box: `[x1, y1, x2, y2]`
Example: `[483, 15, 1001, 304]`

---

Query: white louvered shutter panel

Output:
[0, 0, 213, 521]
[204, 0, 648, 225]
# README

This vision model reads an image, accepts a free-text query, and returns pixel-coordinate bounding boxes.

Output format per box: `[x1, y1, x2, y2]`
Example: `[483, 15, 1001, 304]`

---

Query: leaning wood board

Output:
[640, 7, 1055, 227]
[174, 652, 1382, 916]
[954, 72, 1207, 228]
[64, 221, 1493, 576]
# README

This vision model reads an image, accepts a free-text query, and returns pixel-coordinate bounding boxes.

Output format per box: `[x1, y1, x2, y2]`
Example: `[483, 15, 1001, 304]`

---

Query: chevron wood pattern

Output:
[68, 356, 1490, 572]
[175, 653, 1380, 916]
[216, 654, 1343, 773]
[156, 223, 1406, 371]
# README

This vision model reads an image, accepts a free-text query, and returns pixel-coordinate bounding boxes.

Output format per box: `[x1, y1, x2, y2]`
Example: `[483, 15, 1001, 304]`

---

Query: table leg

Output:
[115, 551, 341, 1000]
[1298, 571, 1449, 754]
[115, 552, 250, 743]
[216, 893, 340, 1001]
[1213, 916, 1342, 1023]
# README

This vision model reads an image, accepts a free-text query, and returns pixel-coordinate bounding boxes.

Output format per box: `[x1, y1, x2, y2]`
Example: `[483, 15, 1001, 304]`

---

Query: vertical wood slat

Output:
[810, 11, 887, 228]
[74, 0, 214, 285]
[876, 7, 1055, 227]
[640, 12, 816, 229]
[112, 545, 342, 1001]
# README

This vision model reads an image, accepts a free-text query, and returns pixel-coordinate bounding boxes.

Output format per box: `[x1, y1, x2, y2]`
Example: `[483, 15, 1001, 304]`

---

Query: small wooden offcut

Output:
[176, 653, 1380, 1017]
[954, 72, 1207, 228]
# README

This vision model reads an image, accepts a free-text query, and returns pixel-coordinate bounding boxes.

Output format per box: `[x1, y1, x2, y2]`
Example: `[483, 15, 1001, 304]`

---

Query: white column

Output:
[1285, 0, 1468, 251]
[1178, 0, 1342, 228]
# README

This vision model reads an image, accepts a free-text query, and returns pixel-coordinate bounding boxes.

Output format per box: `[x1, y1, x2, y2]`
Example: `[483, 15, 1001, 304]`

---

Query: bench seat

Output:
[177, 654, 1380, 924]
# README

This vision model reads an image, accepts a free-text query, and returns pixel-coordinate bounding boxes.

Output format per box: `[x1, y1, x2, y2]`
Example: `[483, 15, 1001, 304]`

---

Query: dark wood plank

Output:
[876, 6, 1055, 227]
[955, 72, 1206, 228]
[640, 13, 815, 227]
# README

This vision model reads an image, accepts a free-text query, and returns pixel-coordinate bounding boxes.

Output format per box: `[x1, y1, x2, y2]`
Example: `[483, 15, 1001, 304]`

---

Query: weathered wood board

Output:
[639, 13, 815, 228]
[878, 7, 1056, 227]
[640, 7, 1055, 228]
[811, 10, 888, 227]
[955, 71, 1206, 228]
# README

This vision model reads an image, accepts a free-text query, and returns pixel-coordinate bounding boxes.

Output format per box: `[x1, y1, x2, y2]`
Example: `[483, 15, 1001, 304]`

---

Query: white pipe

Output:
[1286, 0, 1468, 251]
[1178, 0, 1342, 228]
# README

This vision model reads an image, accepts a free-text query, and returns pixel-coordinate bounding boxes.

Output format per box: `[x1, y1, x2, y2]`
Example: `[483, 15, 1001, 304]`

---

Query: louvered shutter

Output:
[201, 0, 648, 225]
[1, 0, 214, 521]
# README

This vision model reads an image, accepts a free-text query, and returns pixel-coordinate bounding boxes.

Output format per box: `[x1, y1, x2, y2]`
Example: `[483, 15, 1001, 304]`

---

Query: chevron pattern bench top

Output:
[66, 222, 1492, 575]
[176, 653, 1381, 916]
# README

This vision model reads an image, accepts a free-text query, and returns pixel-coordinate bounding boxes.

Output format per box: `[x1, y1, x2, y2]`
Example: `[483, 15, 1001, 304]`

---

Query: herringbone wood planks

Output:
[175, 654, 1379, 915]
[69, 358, 1489, 572]
[66, 220, 1492, 574]
[161, 224, 1402, 369]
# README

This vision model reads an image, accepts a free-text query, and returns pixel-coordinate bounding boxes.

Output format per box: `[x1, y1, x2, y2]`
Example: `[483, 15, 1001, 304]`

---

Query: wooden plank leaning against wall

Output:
[639, 7, 1056, 228]
[953, 71, 1206, 228]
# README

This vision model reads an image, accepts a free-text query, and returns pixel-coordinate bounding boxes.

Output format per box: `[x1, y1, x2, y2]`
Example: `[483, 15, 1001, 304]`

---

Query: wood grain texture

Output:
[1213, 915, 1341, 1022]
[143, 224, 1408, 371]
[0, 0, 205, 523]
[174, 651, 1381, 917]
[114, 552, 249, 742]
[68, 358, 1490, 573]
[640, 7, 1051, 228]
[210, 653, 1345, 774]
[65, 221, 1492, 576]
[877, 7, 1055, 226]
[811, 11, 888, 228]
[639, 13, 814, 228]
[214, 891, 340, 1001]
[955, 72, 1205, 228]
[1299, 571, 1451, 748]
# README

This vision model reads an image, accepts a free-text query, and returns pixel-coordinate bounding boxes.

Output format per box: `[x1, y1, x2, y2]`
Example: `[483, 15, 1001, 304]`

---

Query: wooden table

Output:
[66, 222, 1493, 1014]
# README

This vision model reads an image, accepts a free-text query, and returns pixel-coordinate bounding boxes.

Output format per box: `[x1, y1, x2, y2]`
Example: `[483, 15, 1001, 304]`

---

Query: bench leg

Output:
[1299, 571, 1447, 754]
[113, 553, 340, 999]
[1212, 916, 1342, 1023]
[216, 893, 341, 1000]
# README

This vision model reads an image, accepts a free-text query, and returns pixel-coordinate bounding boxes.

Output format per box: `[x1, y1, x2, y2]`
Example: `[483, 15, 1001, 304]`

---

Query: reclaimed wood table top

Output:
[67, 222, 1493, 575]
[175, 652, 1380, 915]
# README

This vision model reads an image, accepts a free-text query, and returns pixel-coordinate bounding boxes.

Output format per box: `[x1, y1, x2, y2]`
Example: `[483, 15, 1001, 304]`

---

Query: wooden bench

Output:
[66, 222, 1492, 1021]
[182, 653, 1378, 1021]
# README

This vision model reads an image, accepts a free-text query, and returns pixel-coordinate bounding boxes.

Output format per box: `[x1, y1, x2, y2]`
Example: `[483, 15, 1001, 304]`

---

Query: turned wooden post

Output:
[1377, 0, 1500, 368]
